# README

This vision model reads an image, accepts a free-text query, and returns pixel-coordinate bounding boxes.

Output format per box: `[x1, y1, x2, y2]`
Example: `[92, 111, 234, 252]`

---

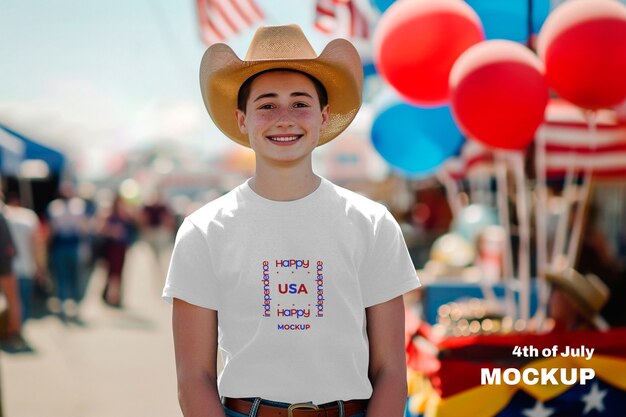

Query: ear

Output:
[320, 104, 330, 130]
[235, 109, 247, 134]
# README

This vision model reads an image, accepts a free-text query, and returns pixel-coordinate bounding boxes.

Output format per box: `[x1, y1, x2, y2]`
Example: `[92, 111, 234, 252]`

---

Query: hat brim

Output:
[545, 269, 609, 320]
[200, 39, 363, 147]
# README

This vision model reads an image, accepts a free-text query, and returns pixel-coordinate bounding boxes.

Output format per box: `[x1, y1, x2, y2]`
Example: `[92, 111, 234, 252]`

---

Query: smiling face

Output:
[235, 70, 330, 168]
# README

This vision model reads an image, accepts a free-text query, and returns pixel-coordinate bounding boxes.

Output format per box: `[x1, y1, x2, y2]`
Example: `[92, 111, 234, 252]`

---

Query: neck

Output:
[250, 159, 320, 201]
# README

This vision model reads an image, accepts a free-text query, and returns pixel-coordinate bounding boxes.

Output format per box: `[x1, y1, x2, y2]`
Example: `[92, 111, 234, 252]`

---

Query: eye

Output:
[258, 103, 275, 110]
[293, 102, 310, 108]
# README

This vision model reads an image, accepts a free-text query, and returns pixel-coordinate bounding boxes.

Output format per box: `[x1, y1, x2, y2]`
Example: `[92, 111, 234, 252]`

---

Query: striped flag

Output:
[537, 100, 626, 180]
[195, 0, 264, 46]
[315, 0, 375, 39]
[442, 100, 626, 182]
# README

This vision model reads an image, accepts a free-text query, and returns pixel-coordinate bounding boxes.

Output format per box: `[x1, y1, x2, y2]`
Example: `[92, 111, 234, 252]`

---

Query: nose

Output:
[275, 107, 295, 127]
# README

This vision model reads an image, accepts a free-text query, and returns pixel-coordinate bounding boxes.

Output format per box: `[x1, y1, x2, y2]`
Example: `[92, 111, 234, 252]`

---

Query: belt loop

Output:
[337, 400, 345, 417]
[249, 398, 262, 417]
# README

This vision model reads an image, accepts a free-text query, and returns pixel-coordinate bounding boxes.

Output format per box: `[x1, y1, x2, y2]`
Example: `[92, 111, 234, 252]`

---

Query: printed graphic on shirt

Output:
[261, 259, 325, 331]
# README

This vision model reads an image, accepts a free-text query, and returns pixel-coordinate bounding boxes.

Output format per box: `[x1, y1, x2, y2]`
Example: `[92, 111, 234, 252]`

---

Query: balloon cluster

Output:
[370, 0, 626, 174]
[537, 0, 626, 110]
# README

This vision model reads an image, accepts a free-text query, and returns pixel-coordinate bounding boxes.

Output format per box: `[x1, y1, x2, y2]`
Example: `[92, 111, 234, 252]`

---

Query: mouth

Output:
[266, 134, 303, 144]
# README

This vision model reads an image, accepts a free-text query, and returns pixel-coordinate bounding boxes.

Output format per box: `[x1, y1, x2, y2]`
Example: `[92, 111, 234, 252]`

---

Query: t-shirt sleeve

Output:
[162, 219, 219, 310]
[358, 210, 421, 307]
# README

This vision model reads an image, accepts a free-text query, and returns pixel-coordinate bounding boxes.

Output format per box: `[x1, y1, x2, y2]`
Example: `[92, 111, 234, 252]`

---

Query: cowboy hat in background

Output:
[544, 267, 610, 331]
[199, 24, 364, 147]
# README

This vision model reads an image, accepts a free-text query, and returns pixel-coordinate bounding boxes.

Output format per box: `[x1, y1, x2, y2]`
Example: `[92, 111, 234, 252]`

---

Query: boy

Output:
[163, 24, 420, 417]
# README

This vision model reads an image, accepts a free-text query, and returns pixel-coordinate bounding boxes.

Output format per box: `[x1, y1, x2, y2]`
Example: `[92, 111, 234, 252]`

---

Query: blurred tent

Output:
[0, 123, 66, 214]
[0, 124, 65, 175]
[0, 124, 25, 176]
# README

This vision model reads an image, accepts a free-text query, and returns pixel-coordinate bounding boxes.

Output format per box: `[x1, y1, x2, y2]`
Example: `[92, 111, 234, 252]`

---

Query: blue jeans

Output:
[50, 244, 80, 302]
[223, 399, 366, 417]
[18, 277, 34, 323]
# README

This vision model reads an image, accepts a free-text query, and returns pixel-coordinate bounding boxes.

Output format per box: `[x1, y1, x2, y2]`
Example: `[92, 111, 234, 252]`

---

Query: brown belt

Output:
[223, 397, 368, 417]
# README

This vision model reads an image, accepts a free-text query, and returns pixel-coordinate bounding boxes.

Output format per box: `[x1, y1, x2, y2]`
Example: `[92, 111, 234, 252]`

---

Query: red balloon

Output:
[537, 0, 626, 110]
[450, 40, 549, 150]
[374, 0, 484, 106]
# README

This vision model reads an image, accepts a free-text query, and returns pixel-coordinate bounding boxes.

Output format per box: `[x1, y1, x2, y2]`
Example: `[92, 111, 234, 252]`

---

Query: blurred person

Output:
[45, 182, 88, 320]
[0, 209, 23, 417]
[139, 189, 174, 273]
[574, 202, 626, 327]
[544, 267, 610, 332]
[409, 186, 454, 269]
[576, 202, 622, 279]
[0, 210, 22, 338]
[77, 181, 100, 287]
[97, 194, 136, 307]
[163, 25, 420, 417]
[4, 192, 46, 323]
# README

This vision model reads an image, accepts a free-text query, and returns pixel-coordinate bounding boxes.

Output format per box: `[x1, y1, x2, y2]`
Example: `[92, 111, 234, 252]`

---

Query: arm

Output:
[172, 298, 225, 417]
[0, 273, 22, 337]
[32, 221, 48, 285]
[366, 296, 407, 417]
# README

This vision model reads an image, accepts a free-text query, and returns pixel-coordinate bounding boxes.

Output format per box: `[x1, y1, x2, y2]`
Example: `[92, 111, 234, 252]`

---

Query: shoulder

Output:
[323, 180, 390, 223]
[6, 206, 38, 227]
[184, 184, 244, 230]
[22, 207, 40, 224]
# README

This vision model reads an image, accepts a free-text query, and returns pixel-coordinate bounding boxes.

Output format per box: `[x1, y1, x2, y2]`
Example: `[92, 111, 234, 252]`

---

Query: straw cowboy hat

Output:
[545, 267, 610, 326]
[199, 24, 364, 147]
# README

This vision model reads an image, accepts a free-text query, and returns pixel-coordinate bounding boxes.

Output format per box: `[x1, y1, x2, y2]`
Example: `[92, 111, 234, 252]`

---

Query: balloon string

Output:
[495, 152, 517, 320]
[533, 129, 551, 330]
[436, 169, 463, 218]
[551, 161, 577, 266]
[566, 110, 597, 267]
[511, 152, 532, 322]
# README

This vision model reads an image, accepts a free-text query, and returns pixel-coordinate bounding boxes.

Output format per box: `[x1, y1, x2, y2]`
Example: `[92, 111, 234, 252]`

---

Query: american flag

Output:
[314, 0, 375, 39]
[195, 0, 264, 46]
[442, 101, 626, 182]
[404, 328, 626, 417]
[537, 100, 626, 180]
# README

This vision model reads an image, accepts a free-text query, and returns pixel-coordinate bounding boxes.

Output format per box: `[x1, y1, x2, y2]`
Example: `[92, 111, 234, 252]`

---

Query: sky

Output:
[0, 0, 334, 177]
[2, 0, 624, 179]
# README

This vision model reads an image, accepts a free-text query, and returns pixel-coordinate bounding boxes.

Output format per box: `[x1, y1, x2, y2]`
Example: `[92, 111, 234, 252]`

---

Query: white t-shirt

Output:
[163, 178, 420, 404]
[5, 205, 39, 277]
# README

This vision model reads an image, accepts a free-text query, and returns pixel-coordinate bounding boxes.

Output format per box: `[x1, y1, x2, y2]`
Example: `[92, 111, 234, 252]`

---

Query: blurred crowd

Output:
[2, 176, 625, 344]
[0, 181, 180, 346]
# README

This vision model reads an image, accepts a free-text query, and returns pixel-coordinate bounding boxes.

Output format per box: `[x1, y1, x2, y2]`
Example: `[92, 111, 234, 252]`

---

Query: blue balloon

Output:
[373, 0, 395, 13]
[531, 0, 550, 34]
[375, 1, 551, 42]
[371, 104, 464, 177]
[363, 61, 378, 79]
[465, 0, 551, 42]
